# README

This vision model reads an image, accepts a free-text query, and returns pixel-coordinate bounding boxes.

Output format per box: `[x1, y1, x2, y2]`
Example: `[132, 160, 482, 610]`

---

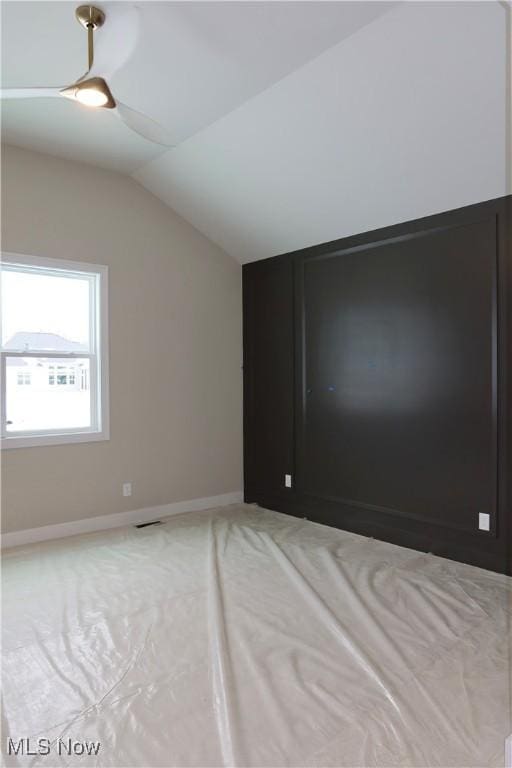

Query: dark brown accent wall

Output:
[243, 196, 511, 574]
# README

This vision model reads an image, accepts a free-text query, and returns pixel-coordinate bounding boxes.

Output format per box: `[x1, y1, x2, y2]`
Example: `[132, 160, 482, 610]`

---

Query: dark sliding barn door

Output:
[296, 219, 497, 535]
[243, 196, 511, 573]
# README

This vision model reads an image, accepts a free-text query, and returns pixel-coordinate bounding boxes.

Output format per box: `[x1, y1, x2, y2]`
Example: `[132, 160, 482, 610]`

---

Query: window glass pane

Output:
[1, 268, 91, 352]
[6, 357, 91, 432]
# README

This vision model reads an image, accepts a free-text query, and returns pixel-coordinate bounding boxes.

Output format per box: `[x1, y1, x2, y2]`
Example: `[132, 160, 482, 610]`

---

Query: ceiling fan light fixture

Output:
[2, 5, 173, 146]
[61, 77, 115, 109]
[76, 87, 108, 107]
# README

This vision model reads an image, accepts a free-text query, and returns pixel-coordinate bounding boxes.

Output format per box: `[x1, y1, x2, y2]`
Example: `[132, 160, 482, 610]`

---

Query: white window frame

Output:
[1, 253, 109, 449]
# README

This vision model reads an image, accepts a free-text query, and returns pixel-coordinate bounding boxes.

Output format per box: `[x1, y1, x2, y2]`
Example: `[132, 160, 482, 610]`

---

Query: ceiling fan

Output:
[0, 5, 172, 146]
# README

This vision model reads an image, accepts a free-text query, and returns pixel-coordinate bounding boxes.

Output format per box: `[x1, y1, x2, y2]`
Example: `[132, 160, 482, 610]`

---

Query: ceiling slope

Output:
[1, 1, 392, 172]
[134, 1, 509, 263]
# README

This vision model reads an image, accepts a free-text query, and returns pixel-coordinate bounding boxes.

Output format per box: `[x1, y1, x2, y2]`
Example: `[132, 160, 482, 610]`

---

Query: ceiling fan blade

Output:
[114, 101, 174, 147]
[88, 6, 140, 80]
[0, 87, 62, 100]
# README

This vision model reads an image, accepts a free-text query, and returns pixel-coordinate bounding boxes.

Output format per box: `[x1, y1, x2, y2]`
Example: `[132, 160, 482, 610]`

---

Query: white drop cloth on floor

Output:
[2, 504, 511, 767]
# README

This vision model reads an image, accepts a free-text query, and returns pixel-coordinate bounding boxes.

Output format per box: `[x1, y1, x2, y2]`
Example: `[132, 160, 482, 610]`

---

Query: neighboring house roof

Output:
[4, 332, 88, 366]
[3, 332, 87, 352]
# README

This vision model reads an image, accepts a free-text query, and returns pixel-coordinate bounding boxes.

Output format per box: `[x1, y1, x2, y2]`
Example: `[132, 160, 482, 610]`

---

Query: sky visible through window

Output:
[1, 270, 90, 347]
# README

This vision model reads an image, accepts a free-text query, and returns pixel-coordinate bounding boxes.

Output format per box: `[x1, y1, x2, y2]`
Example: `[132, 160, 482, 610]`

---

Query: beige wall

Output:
[1, 144, 242, 533]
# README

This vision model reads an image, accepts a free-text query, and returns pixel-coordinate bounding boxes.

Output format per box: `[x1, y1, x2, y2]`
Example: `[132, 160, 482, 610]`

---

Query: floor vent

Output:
[134, 520, 162, 529]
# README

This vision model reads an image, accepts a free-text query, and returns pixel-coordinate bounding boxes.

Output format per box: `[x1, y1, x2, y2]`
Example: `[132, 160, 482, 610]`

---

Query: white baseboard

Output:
[1, 491, 244, 549]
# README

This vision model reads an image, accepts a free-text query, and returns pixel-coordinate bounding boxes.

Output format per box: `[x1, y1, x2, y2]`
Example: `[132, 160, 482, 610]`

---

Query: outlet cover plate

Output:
[478, 512, 490, 532]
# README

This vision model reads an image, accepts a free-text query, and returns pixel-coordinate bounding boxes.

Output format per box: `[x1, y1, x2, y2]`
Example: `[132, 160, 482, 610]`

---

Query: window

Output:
[17, 372, 31, 386]
[48, 364, 78, 387]
[1, 253, 109, 448]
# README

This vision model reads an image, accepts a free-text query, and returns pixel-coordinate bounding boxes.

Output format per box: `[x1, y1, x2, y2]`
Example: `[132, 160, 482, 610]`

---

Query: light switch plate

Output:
[285, 474, 292, 488]
[478, 512, 490, 531]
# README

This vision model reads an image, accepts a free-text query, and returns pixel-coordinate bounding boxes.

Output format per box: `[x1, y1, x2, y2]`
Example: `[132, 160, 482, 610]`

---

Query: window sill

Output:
[1, 430, 110, 450]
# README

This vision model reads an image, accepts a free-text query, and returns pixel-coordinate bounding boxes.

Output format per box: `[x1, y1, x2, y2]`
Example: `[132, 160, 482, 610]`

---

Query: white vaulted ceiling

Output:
[1, 1, 509, 262]
[1, 2, 392, 170]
